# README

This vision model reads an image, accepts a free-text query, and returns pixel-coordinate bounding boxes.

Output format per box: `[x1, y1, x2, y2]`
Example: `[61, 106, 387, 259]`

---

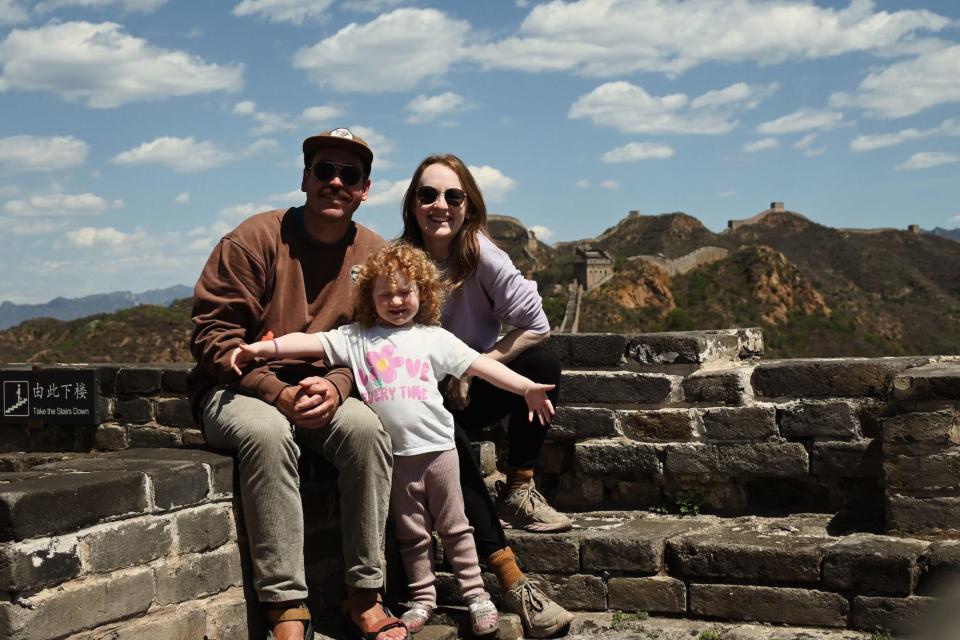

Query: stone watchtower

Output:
[574, 245, 614, 291]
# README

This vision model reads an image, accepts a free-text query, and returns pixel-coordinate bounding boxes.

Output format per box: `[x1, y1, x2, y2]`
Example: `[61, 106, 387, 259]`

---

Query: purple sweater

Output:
[440, 233, 550, 352]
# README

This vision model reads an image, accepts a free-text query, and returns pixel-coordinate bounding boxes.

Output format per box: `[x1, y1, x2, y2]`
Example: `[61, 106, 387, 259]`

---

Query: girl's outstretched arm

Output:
[229, 332, 327, 375]
[466, 355, 555, 425]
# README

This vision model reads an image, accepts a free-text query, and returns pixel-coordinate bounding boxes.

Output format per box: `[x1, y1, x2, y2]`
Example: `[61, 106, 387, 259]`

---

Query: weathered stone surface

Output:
[155, 545, 242, 604]
[202, 588, 251, 640]
[554, 474, 604, 511]
[616, 409, 697, 442]
[0, 537, 81, 593]
[504, 532, 580, 573]
[664, 442, 808, 478]
[885, 451, 960, 490]
[812, 441, 882, 478]
[883, 410, 960, 456]
[690, 584, 849, 627]
[887, 494, 960, 534]
[67, 602, 207, 640]
[0, 566, 155, 639]
[0, 470, 148, 541]
[523, 573, 606, 611]
[112, 448, 233, 496]
[116, 367, 162, 395]
[892, 363, 960, 401]
[918, 539, 960, 595]
[115, 397, 154, 424]
[851, 595, 937, 634]
[95, 395, 114, 423]
[682, 368, 751, 405]
[0, 425, 30, 454]
[97, 366, 118, 395]
[566, 614, 867, 640]
[547, 407, 617, 440]
[608, 576, 685, 613]
[779, 401, 861, 440]
[822, 533, 929, 596]
[560, 371, 677, 405]
[471, 441, 496, 475]
[547, 334, 627, 367]
[129, 425, 183, 448]
[581, 515, 709, 573]
[161, 366, 191, 394]
[752, 358, 924, 399]
[174, 505, 235, 554]
[93, 423, 127, 451]
[668, 515, 832, 584]
[700, 406, 776, 441]
[574, 438, 660, 479]
[627, 332, 740, 365]
[609, 480, 662, 510]
[156, 397, 197, 428]
[82, 516, 174, 573]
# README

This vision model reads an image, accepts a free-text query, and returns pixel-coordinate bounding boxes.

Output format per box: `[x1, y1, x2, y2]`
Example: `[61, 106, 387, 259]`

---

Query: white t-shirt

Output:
[316, 323, 481, 456]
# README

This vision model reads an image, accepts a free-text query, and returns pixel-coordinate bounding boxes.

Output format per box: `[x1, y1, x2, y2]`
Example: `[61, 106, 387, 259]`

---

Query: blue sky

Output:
[1, 0, 959, 303]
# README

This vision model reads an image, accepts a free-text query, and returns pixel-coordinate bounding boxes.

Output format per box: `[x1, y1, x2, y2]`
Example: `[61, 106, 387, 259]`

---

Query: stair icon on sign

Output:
[3, 381, 30, 418]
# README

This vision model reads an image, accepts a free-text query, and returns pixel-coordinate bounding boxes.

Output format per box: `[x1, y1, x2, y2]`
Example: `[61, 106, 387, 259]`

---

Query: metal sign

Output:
[1, 369, 99, 426]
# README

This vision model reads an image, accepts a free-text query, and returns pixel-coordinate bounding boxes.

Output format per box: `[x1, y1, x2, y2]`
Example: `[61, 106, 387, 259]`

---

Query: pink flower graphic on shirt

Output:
[366, 345, 403, 384]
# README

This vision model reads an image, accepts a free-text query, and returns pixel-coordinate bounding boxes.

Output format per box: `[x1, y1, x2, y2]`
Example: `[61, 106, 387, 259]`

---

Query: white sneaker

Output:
[467, 592, 499, 636]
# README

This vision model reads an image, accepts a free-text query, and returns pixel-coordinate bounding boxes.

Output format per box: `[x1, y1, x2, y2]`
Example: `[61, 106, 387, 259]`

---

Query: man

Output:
[187, 129, 406, 640]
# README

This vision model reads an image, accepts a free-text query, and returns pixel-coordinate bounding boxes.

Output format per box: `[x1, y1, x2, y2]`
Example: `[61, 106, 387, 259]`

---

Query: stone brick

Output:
[97, 366, 118, 395]
[522, 573, 605, 611]
[560, 371, 677, 405]
[112, 448, 233, 496]
[752, 358, 925, 399]
[664, 443, 808, 479]
[93, 423, 128, 451]
[689, 584, 849, 627]
[547, 407, 617, 440]
[0, 566, 155, 639]
[700, 406, 776, 442]
[96, 395, 114, 423]
[116, 367, 162, 395]
[0, 470, 148, 541]
[668, 515, 832, 584]
[885, 452, 960, 490]
[779, 401, 860, 440]
[608, 576, 686, 613]
[26, 424, 80, 452]
[0, 537, 81, 593]
[0, 425, 30, 453]
[202, 588, 251, 640]
[733, 327, 764, 359]
[581, 516, 709, 573]
[161, 366, 191, 394]
[129, 425, 183, 448]
[682, 368, 751, 405]
[811, 440, 882, 478]
[182, 429, 206, 447]
[883, 410, 960, 456]
[81, 516, 174, 573]
[822, 533, 929, 596]
[67, 603, 207, 640]
[547, 333, 627, 367]
[575, 438, 660, 479]
[471, 441, 497, 475]
[892, 363, 960, 402]
[554, 474, 604, 510]
[617, 409, 697, 442]
[505, 532, 580, 573]
[918, 539, 960, 595]
[155, 545, 243, 604]
[887, 494, 960, 534]
[156, 398, 197, 428]
[115, 397, 154, 424]
[851, 595, 937, 634]
[536, 442, 572, 474]
[627, 331, 740, 365]
[609, 480, 662, 509]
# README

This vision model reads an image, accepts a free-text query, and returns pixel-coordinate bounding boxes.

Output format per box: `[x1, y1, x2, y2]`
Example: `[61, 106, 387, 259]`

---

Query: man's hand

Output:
[274, 376, 340, 429]
[444, 375, 473, 411]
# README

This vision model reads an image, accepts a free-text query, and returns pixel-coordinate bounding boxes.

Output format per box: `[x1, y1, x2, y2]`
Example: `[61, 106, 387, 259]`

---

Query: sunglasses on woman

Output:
[311, 161, 364, 187]
[416, 185, 467, 207]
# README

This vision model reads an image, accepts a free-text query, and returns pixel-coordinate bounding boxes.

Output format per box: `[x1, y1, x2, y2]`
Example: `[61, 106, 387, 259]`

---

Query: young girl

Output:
[230, 242, 555, 636]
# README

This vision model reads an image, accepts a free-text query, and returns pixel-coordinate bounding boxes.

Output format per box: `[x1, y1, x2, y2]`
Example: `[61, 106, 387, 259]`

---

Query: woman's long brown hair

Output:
[400, 154, 489, 291]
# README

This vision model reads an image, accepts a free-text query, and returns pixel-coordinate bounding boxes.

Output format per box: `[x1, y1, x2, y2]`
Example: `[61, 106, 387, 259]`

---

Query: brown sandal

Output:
[342, 590, 410, 640]
[266, 602, 314, 640]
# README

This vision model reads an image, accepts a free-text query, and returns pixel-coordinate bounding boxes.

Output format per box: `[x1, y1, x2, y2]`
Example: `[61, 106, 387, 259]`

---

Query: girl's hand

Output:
[230, 341, 271, 375]
[523, 383, 556, 426]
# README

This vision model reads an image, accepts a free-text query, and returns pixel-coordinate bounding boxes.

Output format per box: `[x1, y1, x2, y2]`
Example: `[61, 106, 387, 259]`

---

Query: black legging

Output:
[448, 345, 561, 558]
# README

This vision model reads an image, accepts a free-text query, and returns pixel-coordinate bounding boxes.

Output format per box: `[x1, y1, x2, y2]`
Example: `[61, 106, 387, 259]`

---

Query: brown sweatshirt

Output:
[186, 207, 385, 420]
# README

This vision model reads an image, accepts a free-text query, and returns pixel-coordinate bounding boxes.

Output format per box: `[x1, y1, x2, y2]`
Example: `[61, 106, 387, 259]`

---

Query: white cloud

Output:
[65, 226, 136, 247]
[219, 202, 276, 221]
[793, 133, 826, 157]
[690, 82, 778, 110]
[0, 21, 243, 108]
[950, 214, 960, 223]
[344, 0, 408, 11]
[468, 165, 517, 202]
[601, 142, 674, 163]
[301, 105, 346, 124]
[5, 192, 122, 216]
[743, 138, 779, 153]
[529, 224, 553, 240]
[467, 0, 950, 77]
[569, 82, 738, 135]
[365, 178, 409, 208]
[350, 125, 394, 160]
[234, 101, 346, 135]
[575, 179, 590, 189]
[0, 216, 71, 236]
[112, 137, 277, 172]
[174, 192, 190, 204]
[293, 8, 469, 92]
[830, 44, 960, 118]
[0, 0, 28, 25]
[718, 190, 736, 198]
[600, 180, 620, 190]
[850, 118, 960, 152]
[35, 0, 167, 12]
[895, 151, 959, 171]
[233, 0, 333, 25]
[406, 92, 467, 124]
[757, 109, 844, 135]
[233, 100, 256, 115]
[0, 135, 88, 171]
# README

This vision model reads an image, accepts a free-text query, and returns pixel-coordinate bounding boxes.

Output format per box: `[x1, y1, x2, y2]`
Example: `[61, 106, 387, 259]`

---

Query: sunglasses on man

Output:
[311, 161, 365, 187]
[416, 186, 467, 207]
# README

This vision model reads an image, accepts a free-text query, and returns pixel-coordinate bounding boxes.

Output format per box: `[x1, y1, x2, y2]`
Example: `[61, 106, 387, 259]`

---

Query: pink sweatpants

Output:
[390, 449, 485, 606]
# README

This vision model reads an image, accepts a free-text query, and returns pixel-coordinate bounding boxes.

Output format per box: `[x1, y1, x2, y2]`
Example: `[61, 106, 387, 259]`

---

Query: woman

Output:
[400, 154, 573, 638]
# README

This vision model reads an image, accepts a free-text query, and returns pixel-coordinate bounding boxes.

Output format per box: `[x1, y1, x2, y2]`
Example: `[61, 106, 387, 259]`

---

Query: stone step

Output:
[547, 329, 764, 368]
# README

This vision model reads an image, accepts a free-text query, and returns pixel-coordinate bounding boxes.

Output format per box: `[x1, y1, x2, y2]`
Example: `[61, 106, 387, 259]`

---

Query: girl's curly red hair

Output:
[354, 242, 445, 328]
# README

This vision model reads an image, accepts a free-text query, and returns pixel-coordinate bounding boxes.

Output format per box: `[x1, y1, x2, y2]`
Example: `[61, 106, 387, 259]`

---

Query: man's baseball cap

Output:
[303, 128, 373, 174]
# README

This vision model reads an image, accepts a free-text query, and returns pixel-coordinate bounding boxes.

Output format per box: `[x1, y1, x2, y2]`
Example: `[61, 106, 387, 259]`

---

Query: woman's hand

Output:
[229, 341, 271, 375]
[444, 375, 473, 411]
[523, 383, 556, 426]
